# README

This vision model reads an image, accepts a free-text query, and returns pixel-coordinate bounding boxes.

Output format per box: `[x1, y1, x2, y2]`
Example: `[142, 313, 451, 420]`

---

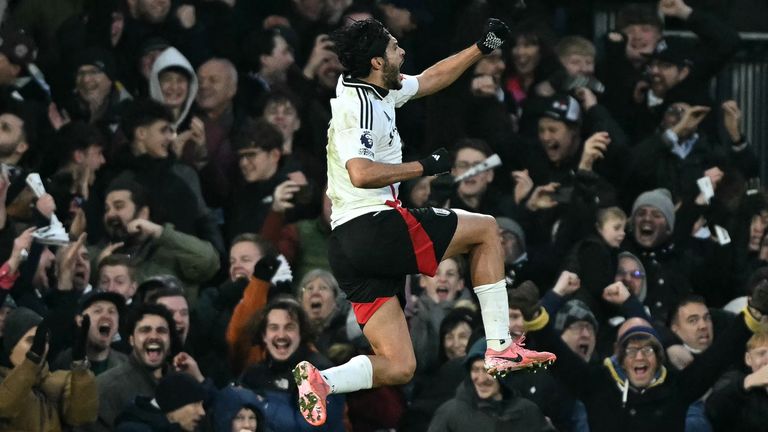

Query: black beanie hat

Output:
[155, 372, 206, 413]
[74, 47, 116, 82]
[3, 307, 42, 355]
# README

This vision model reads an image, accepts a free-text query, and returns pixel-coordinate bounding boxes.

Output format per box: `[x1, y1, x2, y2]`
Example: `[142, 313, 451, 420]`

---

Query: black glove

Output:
[253, 255, 280, 282]
[27, 318, 49, 363]
[476, 18, 511, 54]
[749, 280, 768, 315]
[508, 280, 541, 320]
[418, 148, 452, 177]
[72, 314, 90, 362]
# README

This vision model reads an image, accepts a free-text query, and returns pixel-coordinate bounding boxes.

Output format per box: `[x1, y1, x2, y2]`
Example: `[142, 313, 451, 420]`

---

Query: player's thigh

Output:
[362, 296, 415, 363]
[442, 208, 498, 258]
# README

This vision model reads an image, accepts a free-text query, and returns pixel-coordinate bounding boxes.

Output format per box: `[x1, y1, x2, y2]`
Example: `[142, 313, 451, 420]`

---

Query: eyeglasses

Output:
[566, 322, 595, 334]
[624, 346, 655, 358]
[237, 149, 264, 161]
[617, 269, 645, 279]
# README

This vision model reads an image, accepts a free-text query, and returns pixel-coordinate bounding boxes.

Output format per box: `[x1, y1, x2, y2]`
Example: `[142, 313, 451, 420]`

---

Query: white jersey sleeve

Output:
[390, 75, 419, 108]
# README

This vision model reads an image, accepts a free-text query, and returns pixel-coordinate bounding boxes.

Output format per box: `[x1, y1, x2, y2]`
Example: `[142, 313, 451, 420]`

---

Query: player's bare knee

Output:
[479, 214, 500, 241]
[391, 357, 416, 384]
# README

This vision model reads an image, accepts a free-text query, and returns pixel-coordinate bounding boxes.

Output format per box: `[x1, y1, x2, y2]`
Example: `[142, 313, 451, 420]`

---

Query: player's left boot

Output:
[293, 360, 331, 426]
[484, 334, 556, 377]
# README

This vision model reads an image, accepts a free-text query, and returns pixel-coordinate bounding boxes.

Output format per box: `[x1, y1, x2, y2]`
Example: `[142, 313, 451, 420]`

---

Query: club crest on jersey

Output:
[360, 131, 374, 149]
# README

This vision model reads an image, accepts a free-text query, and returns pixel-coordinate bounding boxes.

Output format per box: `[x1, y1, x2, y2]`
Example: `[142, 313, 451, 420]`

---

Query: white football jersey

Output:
[326, 75, 419, 229]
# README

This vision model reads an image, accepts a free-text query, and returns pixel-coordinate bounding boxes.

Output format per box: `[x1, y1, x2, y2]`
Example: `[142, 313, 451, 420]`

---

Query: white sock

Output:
[474, 279, 512, 351]
[320, 355, 373, 394]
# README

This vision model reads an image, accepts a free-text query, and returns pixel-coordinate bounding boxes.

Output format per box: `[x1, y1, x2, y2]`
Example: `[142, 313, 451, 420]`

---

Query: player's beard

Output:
[382, 58, 402, 90]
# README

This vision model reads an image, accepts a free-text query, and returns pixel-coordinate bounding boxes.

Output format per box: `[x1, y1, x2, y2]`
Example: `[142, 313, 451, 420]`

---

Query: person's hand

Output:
[704, 166, 724, 190]
[418, 148, 452, 177]
[253, 254, 280, 282]
[552, 271, 581, 296]
[174, 352, 205, 382]
[69, 207, 87, 237]
[47, 102, 71, 131]
[722, 100, 743, 143]
[172, 129, 193, 157]
[303, 34, 336, 79]
[633, 80, 650, 104]
[0, 165, 10, 201]
[272, 180, 303, 213]
[470, 75, 498, 97]
[27, 318, 49, 363]
[476, 18, 511, 54]
[579, 132, 611, 171]
[512, 169, 533, 204]
[97, 242, 125, 265]
[525, 183, 560, 211]
[671, 105, 710, 139]
[659, 0, 693, 20]
[602, 281, 631, 305]
[573, 87, 598, 110]
[126, 219, 163, 239]
[744, 362, 768, 390]
[666, 344, 694, 370]
[35, 193, 56, 220]
[189, 117, 206, 150]
[72, 314, 90, 362]
[176, 5, 196, 29]
[56, 233, 87, 291]
[8, 226, 36, 274]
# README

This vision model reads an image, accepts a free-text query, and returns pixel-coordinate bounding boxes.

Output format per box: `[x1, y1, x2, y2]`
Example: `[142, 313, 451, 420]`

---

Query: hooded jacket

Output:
[149, 47, 198, 131]
[212, 386, 269, 432]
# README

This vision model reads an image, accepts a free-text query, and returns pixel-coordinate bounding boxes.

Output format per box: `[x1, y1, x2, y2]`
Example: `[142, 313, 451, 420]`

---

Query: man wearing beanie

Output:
[625, 188, 692, 326]
[509, 278, 768, 432]
[0, 307, 98, 431]
[114, 372, 207, 431]
[63, 46, 132, 129]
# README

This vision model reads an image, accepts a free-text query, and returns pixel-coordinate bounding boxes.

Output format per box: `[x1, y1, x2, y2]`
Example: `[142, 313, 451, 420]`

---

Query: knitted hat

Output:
[464, 338, 487, 370]
[632, 188, 675, 229]
[74, 47, 116, 81]
[496, 217, 526, 252]
[2, 307, 42, 355]
[155, 372, 206, 413]
[553, 299, 598, 334]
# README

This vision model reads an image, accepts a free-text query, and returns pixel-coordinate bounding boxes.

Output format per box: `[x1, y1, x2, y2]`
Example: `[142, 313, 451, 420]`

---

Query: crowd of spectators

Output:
[0, 0, 766, 431]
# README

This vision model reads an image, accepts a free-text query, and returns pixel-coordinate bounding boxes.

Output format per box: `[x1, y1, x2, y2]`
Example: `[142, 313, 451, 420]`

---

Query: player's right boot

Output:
[293, 360, 331, 426]
[484, 334, 556, 377]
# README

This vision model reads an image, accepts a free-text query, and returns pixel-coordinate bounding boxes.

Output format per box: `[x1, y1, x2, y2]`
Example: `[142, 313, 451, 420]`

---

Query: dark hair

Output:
[747, 267, 768, 296]
[255, 297, 314, 352]
[243, 26, 297, 72]
[125, 303, 182, 355]
[232, 118, 283, 152]
[437, 307, 478, 363]
[668, 294, 707, 327]
[330, 18, 390, 78]
[106, 177, 150, 213]
[98, 253, 135, 280]
[146, 286, 187, 305]
[57, 121, 104, 161]
[231, 232, 277, 258]
[120, 98, 174, 142]
[453, 138, 493, 159]
[616, 3, 664, 31]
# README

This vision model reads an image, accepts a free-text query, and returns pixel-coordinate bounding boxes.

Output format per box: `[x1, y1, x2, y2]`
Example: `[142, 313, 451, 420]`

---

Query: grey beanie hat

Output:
[554, 299, 598, 333]
[496, 217, 526, 251]
[632, 188, 675, 229]
[2, 307, 42, 355]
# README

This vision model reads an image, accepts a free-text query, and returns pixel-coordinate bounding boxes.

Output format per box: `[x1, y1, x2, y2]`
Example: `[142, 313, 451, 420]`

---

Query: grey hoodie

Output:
[149, 47, 198, 130]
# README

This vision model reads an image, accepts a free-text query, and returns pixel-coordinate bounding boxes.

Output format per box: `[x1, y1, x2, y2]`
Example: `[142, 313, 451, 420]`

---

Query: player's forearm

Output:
[415, 45, 483, 97]
[348, 160, 424, 189]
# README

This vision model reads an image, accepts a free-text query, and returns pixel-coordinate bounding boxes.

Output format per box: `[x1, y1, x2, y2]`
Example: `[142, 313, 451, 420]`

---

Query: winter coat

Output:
[114, 397, 179, 432]
[0, 357, 98, 431]
[240, 346, 346, 432]
[538, 309, 753, 432]
[212, 386, 269, 432]
[427, 379, 554, 432]
[706, 369, 768, 432]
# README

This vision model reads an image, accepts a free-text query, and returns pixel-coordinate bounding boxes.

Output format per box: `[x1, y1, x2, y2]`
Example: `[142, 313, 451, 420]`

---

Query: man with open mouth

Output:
[52, 291, 128, 376]
[85, 303, 182, 431]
